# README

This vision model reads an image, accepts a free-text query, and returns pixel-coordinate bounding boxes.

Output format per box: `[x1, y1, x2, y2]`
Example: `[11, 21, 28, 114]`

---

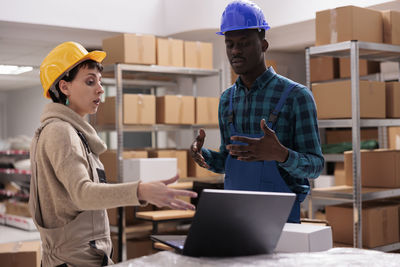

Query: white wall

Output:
[1, 0, 393, 37]
[0, 92, 7, 139]
[6, 86, 47, 138]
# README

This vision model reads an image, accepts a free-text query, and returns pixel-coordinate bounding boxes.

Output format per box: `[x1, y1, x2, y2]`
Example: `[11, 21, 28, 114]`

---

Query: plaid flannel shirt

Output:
[202, 67, 324, 194]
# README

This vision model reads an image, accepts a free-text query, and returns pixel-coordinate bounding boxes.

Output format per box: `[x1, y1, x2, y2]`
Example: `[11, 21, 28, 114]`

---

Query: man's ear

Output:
[58, 80, 70, 97]
[262, 39, 269, 52]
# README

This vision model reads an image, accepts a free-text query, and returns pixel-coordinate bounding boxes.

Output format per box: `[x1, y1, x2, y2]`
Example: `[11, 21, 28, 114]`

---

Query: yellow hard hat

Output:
[40, 41, 106, 99]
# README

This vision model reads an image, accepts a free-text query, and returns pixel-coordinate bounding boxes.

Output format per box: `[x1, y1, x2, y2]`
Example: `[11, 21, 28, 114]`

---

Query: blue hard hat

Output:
[217, 0, 270, 35]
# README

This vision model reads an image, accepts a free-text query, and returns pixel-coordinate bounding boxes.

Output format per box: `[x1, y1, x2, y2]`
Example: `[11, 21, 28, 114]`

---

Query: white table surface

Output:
[112, 248, 400, 267]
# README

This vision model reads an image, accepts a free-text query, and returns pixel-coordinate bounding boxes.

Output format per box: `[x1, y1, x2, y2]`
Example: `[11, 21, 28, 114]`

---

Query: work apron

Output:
[224, 83, 306, 223]
[28, 119, 113, 267]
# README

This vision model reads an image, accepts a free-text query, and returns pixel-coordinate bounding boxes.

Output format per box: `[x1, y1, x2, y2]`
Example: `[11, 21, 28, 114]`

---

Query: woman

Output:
[28, 41, 197, 266]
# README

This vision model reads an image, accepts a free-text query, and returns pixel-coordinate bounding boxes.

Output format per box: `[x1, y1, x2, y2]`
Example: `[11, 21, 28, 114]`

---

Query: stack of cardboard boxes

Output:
[96, 94, 219, 126]
[102, 33, 213, 69]
[310, 5, 400, 248]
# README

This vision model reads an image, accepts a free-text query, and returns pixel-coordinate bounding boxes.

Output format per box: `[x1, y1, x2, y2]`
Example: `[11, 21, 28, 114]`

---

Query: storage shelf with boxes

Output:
[306, 5, 400, 251]
[95, 33, 221, 262]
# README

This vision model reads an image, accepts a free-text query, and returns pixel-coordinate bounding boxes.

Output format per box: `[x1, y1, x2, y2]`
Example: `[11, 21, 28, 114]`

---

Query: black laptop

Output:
[151, 189, 296, 257]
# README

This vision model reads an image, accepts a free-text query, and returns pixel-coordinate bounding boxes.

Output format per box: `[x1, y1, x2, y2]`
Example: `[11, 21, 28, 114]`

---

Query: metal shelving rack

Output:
[305, 41, 400, 250]
[100, 64, 221, 261]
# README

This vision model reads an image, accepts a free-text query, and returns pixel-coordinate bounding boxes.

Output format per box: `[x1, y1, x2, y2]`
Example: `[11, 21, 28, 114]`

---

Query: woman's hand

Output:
[137, 175, 197, 210]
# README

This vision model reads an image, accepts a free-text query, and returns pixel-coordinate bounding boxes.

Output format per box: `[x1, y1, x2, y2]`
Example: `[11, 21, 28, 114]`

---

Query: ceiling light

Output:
[0, 65, 33, 75]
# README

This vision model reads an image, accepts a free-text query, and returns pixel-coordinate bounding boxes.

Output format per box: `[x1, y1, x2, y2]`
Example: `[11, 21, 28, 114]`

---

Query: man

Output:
[190, 0, 324, 223]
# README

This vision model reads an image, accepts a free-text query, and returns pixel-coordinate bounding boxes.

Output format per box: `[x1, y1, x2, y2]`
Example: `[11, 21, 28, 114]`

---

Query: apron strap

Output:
[267, 83, 297, 129]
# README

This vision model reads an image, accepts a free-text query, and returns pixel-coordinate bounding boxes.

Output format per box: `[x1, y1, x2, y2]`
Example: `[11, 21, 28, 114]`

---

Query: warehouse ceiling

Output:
[0, 0, 399, 92]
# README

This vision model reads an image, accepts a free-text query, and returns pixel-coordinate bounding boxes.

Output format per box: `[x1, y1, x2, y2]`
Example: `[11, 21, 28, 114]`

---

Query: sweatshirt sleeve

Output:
[45, 124, 143, 211]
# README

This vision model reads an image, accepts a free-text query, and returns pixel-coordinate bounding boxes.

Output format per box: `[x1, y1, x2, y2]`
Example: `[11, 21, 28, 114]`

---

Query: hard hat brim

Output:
[44, 50, 106, 98]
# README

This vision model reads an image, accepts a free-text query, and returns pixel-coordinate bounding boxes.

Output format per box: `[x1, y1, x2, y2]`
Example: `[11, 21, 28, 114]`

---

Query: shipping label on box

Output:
[195, 97, 219, 125]
[102, 33, 156, 65]
[386, 82, 400, 118]
[156, 95, 195, 125]
[122, 158, 177, 183]
[275, 223, 333, 253]
[344, 149, 400, 188]
[157, 38, 184, 67]
[326, 202, 399, 248]
[313, 80, 385, 119]
[316, 5, 383, 46]
[382, 10, 400, 45]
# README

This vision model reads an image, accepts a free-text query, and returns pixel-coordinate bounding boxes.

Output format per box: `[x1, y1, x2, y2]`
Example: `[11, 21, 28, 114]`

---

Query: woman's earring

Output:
[66, 98, 70, 106]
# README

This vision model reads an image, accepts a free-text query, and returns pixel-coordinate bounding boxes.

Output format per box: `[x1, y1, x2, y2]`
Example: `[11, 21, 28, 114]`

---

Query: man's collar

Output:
[235, 66, 276, 91]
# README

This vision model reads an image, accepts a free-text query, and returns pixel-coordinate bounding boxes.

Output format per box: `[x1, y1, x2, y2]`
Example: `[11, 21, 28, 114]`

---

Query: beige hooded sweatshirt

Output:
[33, 103, 142, 229]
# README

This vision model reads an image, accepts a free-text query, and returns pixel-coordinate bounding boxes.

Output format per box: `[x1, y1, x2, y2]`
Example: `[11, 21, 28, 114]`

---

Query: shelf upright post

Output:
[192, 76, 198, 139]
[305, 47, 315, 219]
[115, 64, 127, 262]
[350, 40, 362, 249]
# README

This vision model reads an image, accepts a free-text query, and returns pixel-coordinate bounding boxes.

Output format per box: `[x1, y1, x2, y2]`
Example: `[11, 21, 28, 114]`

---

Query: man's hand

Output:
[138, 175, 198, 210]
[226, 119, 289, 162]
[190, 128, 210, 169]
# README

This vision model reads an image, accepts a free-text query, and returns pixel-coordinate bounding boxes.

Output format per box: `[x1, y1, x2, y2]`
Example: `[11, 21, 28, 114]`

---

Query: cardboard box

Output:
[334, 162, 347, 186]
[184, 41, 213, 69]
[0, 240, 41, 267]
[312, 80, 385, 119]
[100, 150, 148, 183]
[102, 33, 156, 65]
[148, 149, 188, 178]
[122, 158, 177, 183]
[382, 10, 400, 45]
[156, 38, 184, 67]
[187, 153, 219, 178]
[231, 60, 277, 84]
[325, 128, 378, 144]
[310, 57, 339, 82]
[388, 126, 400, 149]
[316, 6, 383, 45]
[326, 202, 400, 248]
[275, 223, 333, 252]
[5, 214, 36, 231]
[5, 201, 30, 218]
[96, 94, 156, 125]
[195, 97, 219, 125]
[344, 149, 400, 187]
[386, 82, 400, 118]
[156, 95, 195, 125]
[339, 58, 380, 78]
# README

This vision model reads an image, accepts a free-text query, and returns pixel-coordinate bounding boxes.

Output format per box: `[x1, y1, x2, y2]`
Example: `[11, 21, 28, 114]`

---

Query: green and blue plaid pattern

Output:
[202, 67, 324, 194]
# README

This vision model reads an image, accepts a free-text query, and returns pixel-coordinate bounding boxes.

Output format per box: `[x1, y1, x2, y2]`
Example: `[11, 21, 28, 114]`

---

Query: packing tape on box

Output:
[196, 41, 201, 69]
[138, 35, 144, 63]
[12, 242, 23, 252]
[177, 95, 183, 124]
[137, 94, 143, 123]
[330, 9, 338, 43]
[168, 38, 173, 66]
